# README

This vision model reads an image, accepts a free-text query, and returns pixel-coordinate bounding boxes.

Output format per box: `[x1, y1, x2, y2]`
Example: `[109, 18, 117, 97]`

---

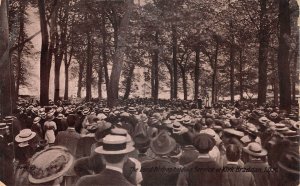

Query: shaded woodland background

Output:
[0, 0, 299, 115]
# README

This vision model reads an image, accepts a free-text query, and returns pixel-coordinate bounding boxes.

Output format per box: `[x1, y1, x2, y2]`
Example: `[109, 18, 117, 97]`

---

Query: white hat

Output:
[15, 129, 36, 143]
[94, 135, 135, 154]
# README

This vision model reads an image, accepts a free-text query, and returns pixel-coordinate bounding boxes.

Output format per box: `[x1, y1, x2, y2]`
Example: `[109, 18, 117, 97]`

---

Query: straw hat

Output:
[223, 128, 245, 138]
[95, 135, 135, 155]
[15, 129, 36, 143]
[28, 146, 74, 184]
[243, 142, 267, 157]
[33, 117, 41, 124]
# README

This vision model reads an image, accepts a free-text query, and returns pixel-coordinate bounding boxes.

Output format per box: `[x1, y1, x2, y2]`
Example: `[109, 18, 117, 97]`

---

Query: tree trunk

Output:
[172, 24, 178, 99]
[153, 31, 159, 103]
[257, 0, 270, 106]
[98, 64, 102, 99]
[102, 10, 110, 98]
[180, 66, 187, 100]
[107, 0, 133, 107]
[38, 0, 50, 106]
[54, 61, 61, 103]
[0, 0, 16, 116]
[194, 47, 200, 100]
[123, 64, 135, 99]
[211, 38, 219, 105]
[292, 49, 298, 103]
[64, 61, 69, 100]
[86, 32, 93, 102]
[77, 60, 84, 98]
[277, 0, 291, 111]
[229, 22, 235, 105]
[16, 1, 26, 97]
[239, 48, 244, 100]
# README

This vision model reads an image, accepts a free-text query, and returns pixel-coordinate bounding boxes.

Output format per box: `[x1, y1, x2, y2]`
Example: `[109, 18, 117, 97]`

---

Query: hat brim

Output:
[243, 147, 267, 157]
[15, 132, 36, 143]
[150, 137, 176, 155]
[95, 145, 135, 154]
[28, 146, 74, 184]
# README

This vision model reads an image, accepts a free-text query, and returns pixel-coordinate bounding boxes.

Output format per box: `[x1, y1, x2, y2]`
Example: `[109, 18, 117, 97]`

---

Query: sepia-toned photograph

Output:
[0, 0, 299, 185]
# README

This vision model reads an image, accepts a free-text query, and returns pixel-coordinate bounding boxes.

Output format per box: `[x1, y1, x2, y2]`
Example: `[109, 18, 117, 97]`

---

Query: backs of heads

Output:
[226, 144, 241, 162]
[67, 115, 76, 127]
[192, 133, 216, 154]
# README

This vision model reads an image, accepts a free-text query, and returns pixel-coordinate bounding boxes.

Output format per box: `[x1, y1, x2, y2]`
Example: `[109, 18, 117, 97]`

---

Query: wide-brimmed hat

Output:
[0, 123, 8, 133]
[39, 112, 46, 119]
[278, 150, 300, 175]
[258, 117, 270, 125]
[103, 108, 111, 113]
[56, 107, 63, 113]
[56, 114, 64, 120]
[46, 111, 55, 120]
[223, 128, 245, 138]
[182, 117, 193, 126]
[95, 135, 135, 154]
[176, 115, 183, 121]
[243, 142, 267, 157]
[15, 129, 36, 143]
[28, 146, 74, 184]
[4, 116, 14, 123]
[111, 128, 132, 143]
[271, 123, 289, 132]
[150, 131, 176, 155]
[169, 115, 176, 121]
[291, 121, 300, 131]
[172, 122, 186, 134]
[269, 112, 278, 119]
[33, 117, 41, 124]
[128, 107, 136, 113]
[82, 108, 90, 115]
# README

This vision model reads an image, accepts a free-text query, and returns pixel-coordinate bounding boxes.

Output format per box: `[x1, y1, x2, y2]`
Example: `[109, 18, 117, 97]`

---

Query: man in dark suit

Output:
[76, 134, 135, 186]
[177, 133, 222, 186]
[55, 114, 81, 157]
[222, 144, 256, 186]
[141, 131, 181, 186]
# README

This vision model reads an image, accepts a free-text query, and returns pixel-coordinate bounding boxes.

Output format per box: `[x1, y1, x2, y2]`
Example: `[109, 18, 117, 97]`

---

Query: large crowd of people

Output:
[0, 98, 299, 186]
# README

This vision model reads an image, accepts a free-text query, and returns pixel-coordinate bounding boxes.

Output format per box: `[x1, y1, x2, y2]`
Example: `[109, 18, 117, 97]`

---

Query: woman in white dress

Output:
[44, 111, 57, 144]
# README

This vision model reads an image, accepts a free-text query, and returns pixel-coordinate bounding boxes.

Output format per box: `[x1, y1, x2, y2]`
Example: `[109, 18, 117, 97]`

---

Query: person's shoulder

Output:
[76, 174, 99, 186]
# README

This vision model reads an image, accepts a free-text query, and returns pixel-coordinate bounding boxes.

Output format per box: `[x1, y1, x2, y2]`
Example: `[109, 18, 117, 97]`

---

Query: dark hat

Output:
[150, 131, 176, 155]
[193, 133, 215, 153]
[278, 150, 300, 175]
[134, 134, 150, 150]
[94, 122, 112, 142]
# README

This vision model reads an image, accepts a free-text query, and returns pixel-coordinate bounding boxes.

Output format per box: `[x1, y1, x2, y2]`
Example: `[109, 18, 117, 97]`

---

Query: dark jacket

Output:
[55, 128, 81, 158]
[177, 157, 222, 186]
[76, 168, 134, 186]
[141, 157, 181, 186]
[222, 164, 256, 186]
[244, 160, 275, 186]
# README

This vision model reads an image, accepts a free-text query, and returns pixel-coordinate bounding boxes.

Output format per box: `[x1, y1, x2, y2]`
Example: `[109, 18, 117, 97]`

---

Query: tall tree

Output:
[277, 0, 291, 111]
[107, 0, 134, 107]
[38, 0, 51, 106]
[257, 0, 270, 106]
[0, 0, 16, 116]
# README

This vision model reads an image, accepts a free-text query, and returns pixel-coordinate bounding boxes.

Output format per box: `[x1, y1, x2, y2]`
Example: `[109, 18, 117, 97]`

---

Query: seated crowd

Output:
[0, 98, 299, 186]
